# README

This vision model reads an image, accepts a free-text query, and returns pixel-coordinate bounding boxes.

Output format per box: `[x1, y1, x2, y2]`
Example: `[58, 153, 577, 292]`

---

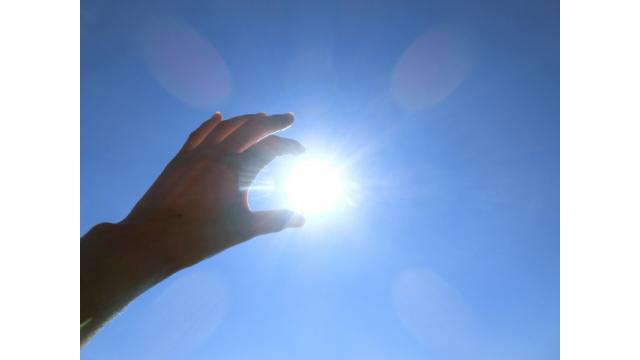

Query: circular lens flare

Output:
[286, 159, 345, 214]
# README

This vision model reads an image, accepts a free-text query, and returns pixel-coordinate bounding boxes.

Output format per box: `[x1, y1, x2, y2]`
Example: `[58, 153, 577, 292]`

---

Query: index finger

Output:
[237, 135, 305, 189]
[220, 113, 295, 153]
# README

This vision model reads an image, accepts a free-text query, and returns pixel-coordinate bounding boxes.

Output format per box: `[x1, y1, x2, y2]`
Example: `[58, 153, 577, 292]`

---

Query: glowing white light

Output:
[286, 159, 345, 214]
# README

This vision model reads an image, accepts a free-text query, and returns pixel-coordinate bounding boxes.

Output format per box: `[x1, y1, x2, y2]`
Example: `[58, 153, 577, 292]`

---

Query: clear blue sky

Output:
[81, 0, 559, 359]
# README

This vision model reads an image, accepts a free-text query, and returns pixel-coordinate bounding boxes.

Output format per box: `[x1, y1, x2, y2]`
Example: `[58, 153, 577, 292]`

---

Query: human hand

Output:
[121, 112, 306, 271]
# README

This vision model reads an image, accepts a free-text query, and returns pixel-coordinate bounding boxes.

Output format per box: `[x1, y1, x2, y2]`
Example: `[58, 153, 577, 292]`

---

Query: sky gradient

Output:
[81, 0, 559, 358]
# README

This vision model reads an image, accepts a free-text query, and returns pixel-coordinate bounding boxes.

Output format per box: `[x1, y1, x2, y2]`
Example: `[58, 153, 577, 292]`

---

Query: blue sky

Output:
[81, 0, 559, 359]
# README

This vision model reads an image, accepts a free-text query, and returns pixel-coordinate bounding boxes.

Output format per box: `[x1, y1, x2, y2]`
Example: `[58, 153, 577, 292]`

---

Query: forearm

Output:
[80, 222, 176, 345]
[80, 112, 304, 346]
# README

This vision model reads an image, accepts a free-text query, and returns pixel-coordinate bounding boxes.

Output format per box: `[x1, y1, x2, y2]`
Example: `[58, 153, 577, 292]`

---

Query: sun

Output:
[285, 158, 346, 214]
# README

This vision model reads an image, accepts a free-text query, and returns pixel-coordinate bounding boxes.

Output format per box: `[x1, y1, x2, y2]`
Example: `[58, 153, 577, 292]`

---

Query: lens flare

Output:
[140, 21, 230, 108]
[286, 159, 345, 214]
[391, 25, 471, 111]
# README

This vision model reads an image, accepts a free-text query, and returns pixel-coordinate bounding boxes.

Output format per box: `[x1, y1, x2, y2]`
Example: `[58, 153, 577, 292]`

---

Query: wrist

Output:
[81, 221, 177, 343]
[92, 221, 179, 278]
[81, 221, 177, 312]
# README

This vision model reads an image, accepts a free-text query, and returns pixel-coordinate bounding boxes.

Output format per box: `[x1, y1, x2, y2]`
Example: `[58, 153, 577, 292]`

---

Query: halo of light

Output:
[285, 159, 345, 214]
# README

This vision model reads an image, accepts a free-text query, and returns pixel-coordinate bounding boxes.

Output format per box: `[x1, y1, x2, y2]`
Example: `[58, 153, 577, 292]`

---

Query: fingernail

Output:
[284, 140, 305, 155]
[289, 214, 306, 227]
[272, 114, 294, 126]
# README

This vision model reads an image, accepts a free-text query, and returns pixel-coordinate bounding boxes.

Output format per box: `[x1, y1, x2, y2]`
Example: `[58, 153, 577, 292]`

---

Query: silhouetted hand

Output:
[81, 112, 305, 344]
[123, 112, 305, 268]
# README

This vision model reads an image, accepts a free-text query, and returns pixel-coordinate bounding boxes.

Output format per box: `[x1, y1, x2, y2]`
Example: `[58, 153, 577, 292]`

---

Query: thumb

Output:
[249, 210, 306, 236]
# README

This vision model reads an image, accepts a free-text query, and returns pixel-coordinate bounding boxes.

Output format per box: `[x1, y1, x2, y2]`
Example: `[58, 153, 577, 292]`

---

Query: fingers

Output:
[180, 112, 222, 153]
[199, 113, 267, 148]
[243, 135, 305, 164]
[220, 113, 295, 153]
[237, 135, 305, 188]
[249, 210, 305, 236]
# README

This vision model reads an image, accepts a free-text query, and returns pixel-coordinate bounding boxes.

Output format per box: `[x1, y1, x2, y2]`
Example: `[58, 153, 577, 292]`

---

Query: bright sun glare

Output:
[286, 159, 346, 214]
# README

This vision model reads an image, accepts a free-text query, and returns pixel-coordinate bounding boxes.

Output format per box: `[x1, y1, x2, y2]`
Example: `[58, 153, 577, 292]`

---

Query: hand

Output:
[121, 112, 306, 270]
[81, 112, 305, 344]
